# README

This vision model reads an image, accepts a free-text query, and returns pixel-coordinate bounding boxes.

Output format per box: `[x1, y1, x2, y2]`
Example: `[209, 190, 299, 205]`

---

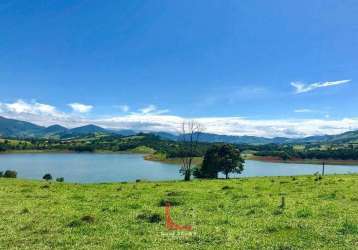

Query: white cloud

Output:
[1, 100, 358, 138]
[137, 105, 169, 115]
[95, 115, 358, 138]
[291, 79, 351, 94]
[118, 105, 130, 112]
[294, 109, 314, 113]
[2, 100, 59, 116]
[0, 100, 79, 127]
[68, 103, 93, 113]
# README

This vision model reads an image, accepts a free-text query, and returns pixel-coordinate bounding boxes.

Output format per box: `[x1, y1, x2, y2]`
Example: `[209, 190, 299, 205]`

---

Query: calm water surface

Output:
[0, 153, 357, 183]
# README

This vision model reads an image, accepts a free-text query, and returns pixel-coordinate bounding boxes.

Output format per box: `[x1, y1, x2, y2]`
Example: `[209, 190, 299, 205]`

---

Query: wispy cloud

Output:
[291, 79, 351, 94]
[137, 105, 169, 115]
[118, 105, 130, 112]
[1, 100, 358, 138]
[95, 116, 358, 138]
[294, 109, 314, 113]
[68, 103, 93, 113]
[199, 85, 269, 107]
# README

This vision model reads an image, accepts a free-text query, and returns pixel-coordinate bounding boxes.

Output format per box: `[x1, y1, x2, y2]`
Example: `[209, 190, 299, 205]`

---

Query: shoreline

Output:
[2, 150, 358, 166]
[247, 155, 358, 166]
[0, 150, 148, 155]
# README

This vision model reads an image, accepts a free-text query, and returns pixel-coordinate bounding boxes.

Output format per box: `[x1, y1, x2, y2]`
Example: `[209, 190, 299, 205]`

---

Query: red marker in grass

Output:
[165, 203, 192, 231]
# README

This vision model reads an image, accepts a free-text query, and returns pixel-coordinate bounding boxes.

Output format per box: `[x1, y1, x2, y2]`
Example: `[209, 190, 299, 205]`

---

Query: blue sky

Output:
[1, 0, 358, 137]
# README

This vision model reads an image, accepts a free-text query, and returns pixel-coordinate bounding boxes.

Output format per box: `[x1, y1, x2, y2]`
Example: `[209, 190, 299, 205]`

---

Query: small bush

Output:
[56, 177, 64, 182]
[43, 173, 52, 181]
[67, 220, 82, 228]
[81, 215, 95, 223]
[158, 198, 182, 207]
[222, 186, 233, 190]
[265, 225, 280, 233]
[0, 171, 3, 177]
[67, 216, 92, 228]
[137, 212, 162, 223]
[4, 170, 17, 178]
[166, 191, 182, 197]
[20, 208, 30, 214]
[314, 175, 323, 181]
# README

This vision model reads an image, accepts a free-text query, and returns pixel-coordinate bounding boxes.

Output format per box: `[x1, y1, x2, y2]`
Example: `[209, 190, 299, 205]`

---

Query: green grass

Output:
[0, 175, 357, 249]
[128, 146, 156, 154]
[145, 152, 203, 166]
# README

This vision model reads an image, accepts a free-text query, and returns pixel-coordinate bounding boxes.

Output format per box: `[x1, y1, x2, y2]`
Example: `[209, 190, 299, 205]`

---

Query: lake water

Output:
[0, 153, 357, 183]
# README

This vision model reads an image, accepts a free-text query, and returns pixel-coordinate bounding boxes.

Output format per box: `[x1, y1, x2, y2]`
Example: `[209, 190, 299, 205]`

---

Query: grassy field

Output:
[0, 175, 357, 249]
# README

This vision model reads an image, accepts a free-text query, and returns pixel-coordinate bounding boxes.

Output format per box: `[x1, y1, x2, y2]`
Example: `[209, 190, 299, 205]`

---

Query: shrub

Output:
[67, 220, 82, 228]
[56, 177, 64, 182]
[158, 198, 182, 207]
[20, 208, 30, 214]
[4, 170, 17, 178]
[137, 212, 162, 223]
[166, 191, 182, 196]
[67, 216, 95, 228]
[43, 173, 52, 181]
[0, 171, 3, 177]
[81, 215, 95, 223]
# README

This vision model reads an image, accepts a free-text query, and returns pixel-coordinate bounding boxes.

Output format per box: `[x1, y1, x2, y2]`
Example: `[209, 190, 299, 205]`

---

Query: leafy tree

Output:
[56, 177, 64, 182]
[4, 170, 17, 178]
[196, 144, 245, 179]
[218, 144, 245, 179]
[43, 173, 52, 181]
[195, 145, 221, 178]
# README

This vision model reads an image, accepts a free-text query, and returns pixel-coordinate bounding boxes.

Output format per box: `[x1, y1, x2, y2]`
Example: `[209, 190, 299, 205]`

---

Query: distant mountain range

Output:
[1, 116, 358, 144]
[0, 116, 128, 139]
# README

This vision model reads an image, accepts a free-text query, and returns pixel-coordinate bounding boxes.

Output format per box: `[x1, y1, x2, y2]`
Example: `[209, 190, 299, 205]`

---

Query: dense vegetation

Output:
[246, 143, 358, 161]
[195, 144, 245, 179]
[0, 175, 357, 249]
[2, 133, 358, 163]
[0, 134, 211, 156]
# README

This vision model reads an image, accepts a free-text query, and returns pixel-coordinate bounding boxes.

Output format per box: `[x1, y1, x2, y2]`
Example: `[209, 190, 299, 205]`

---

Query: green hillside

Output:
[0, 116, 44, 137]
[2, 116, 358, 145]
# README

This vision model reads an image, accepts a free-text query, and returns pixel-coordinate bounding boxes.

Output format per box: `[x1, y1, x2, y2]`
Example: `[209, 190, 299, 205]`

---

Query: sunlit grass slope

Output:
[0, 175, 357, 249]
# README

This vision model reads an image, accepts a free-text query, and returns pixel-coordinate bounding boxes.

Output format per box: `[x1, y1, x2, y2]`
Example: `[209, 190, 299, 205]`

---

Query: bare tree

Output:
[179, 120, 204, 181]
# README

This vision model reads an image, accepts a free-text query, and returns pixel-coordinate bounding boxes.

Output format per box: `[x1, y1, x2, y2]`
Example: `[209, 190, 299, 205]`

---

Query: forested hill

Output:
[1, 116, 358, 144]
